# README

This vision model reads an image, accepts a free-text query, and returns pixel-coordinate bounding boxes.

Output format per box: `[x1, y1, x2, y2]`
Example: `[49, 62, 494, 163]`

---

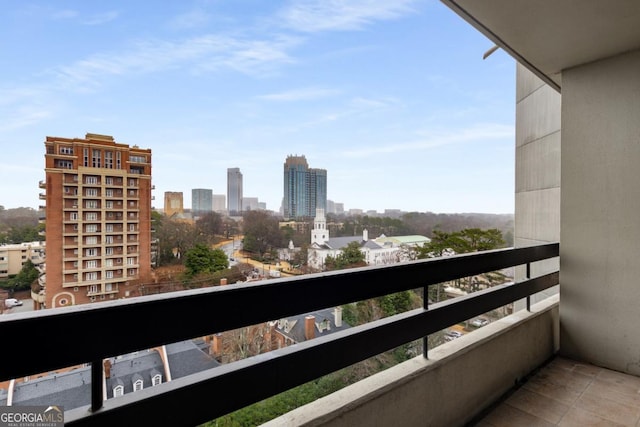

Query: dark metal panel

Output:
[65, 272, 558, 427]
[0, 243, 558, 382]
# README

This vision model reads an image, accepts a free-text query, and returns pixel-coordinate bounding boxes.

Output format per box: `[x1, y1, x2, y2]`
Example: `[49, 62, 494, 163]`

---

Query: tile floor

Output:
[474, 357, 640, 426]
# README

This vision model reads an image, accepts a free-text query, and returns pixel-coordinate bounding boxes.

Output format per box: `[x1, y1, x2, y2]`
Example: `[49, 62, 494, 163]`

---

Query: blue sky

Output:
[0, 0, 516, 214]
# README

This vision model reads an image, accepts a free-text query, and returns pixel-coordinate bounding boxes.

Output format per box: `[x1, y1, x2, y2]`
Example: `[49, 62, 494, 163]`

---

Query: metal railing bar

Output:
[65, 272, 558, 426]
[0, 243, 559, 383]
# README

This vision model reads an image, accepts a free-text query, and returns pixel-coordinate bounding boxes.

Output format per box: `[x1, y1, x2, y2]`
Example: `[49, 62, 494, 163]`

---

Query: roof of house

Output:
[10, 366, 92, 411]
[165, 339, 220, 380]
[105, 350, 165, 398]
[273, 307, 350, 344]
[375, 235, 431, 246]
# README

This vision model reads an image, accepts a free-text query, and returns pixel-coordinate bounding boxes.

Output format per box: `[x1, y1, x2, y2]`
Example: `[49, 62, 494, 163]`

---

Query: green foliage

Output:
[324, 241, 366, 270]
[417, 228, 505, 259]
[1, 260, 39, 291]
[184, 244, 229, 277]
[376, 291, 414, 317]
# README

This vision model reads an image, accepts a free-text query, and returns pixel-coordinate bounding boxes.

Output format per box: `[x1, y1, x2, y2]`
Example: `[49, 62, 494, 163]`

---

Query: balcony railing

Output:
[0, 243, 558, 426]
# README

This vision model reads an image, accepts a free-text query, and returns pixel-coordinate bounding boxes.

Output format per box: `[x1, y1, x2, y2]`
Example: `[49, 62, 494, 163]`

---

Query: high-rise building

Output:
[283, 155, 327, 219]
[242, 197, 259, 211]
[212, 194, 226, 213]
[227, 168, 243, 215]
[192, 188, 213, 217]
[164, 192, 184, 217]
[42, 133, 153, 308]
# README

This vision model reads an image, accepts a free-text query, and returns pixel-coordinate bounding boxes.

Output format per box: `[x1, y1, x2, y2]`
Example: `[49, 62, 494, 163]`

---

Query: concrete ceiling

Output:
[441, 0, 640, 92]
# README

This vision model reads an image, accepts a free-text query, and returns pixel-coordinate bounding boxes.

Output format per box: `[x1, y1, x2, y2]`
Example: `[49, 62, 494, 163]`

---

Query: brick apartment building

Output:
[41, 133, 153, 308]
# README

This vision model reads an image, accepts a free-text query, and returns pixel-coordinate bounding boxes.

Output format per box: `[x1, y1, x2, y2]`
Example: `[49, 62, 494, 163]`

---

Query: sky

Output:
[0, 0, 517, 214]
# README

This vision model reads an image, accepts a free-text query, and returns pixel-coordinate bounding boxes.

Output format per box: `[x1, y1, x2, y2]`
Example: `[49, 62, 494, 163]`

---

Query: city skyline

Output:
[1, 1, 516, 214]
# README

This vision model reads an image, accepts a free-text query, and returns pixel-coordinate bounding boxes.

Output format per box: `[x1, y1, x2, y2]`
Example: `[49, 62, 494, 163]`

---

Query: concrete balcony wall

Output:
[561, 48, 640, 375]
[264, 295, 559, 427]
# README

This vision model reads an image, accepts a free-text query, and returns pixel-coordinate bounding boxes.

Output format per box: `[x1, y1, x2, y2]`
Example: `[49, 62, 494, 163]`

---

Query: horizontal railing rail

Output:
[0, 243, 559, 426]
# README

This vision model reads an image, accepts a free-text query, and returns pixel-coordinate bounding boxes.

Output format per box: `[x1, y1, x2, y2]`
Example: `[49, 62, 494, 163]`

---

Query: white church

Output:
[307, 209, 431, 271]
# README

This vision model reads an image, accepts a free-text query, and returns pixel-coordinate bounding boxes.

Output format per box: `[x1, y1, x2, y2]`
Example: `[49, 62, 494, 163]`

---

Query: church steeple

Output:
[311, 208, 329, 245]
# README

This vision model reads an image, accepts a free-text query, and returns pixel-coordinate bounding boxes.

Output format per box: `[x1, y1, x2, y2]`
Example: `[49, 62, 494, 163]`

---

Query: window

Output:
[55, 160, 73, 169]
[130, 155, 146, 163]
[105, 189, 113, 197]
[92, 149, 101, 168]
[85, 188, 98, 196]
[105, 236, 114, 244]
[105, 271, 113, 279]
[129, 224, 136, 231]
[127, 257, 135, 265]
[105, 259, 113, 267]
[86, 236, 97, 245]
[70, 212, 78, 221]
[86, 272, 98, 281]
[84, 148, 89, 167]
[152, 374, 162, 386]
[133, 379, 143, 392]
[59, 145, 74, 155]
[105, 177, 113, 185]
[85, 176, 98, 184]
[106, 224, 114, 232]
[86, 224, 97, 233]
[116, 152, 121, 169]
[105, 283, 113, 292]
[85, 248, 97, 257]
[85, 213, 98, 221]
[86, 260, 97, 269]
[105, 247, 114, 255]
[113, 385, 124, 397]
[105, 201, 113, 209]
[85, 200, 98, 209]
[105, 151, 113, 169]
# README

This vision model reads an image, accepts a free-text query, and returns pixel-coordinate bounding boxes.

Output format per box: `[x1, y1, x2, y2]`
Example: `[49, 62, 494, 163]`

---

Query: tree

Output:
[196, 212, 223, 242]
[324, 241, 366, 270]
[242, 211, 284, 258]
[184, 244, 229, 277]
[3, 260, 39, 291]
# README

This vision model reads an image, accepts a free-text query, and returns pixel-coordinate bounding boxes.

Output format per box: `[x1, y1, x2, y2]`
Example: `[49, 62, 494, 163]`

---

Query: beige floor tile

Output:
[597, 369, 640, 394]
[482, 403, 555, 427]
[506, 388, 570, 424]
[536, 363, 594, 391]
[558, 407, 627, 427]
[575, 391, 640, 426]
[523, 375, 584, 405]
[585, 379, 640, 407]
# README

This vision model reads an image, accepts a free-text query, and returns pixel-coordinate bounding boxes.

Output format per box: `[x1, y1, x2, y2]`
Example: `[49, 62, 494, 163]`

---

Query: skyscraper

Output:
[192, 188, 213, 216]
[227, 167, 243, 215]
[42, 133, 153, 308]
[283, 155, 327, 219]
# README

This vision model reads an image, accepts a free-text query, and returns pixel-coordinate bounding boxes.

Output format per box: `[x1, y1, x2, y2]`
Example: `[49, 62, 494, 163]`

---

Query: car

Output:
[4, 298, 23, 308]
[444, 330, 463, 341]
[471, 318, 489, 327]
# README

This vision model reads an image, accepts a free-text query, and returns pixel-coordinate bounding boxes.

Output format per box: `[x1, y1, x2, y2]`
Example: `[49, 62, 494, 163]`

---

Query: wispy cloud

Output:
[257, 87, 341, 101]
[51, 9, 78, 20]
[169, 9, 211, 30]
[279, 0, 418, 32]
[53, 34, 302, 91]
[341, 123, 514, 158]
[83, 11, 119, 26]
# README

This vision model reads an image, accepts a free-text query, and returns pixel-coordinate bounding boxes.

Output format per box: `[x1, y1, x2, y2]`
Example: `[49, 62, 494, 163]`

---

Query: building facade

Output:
[163, 192, 184, 218]
[0, 242, 45, 280]
[212, 194, 226, 213]
[191, 188, 213, 217]
[42, 133, 153, 308]
[283, 155, 327, 219]
[227, 168, 243, 215]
